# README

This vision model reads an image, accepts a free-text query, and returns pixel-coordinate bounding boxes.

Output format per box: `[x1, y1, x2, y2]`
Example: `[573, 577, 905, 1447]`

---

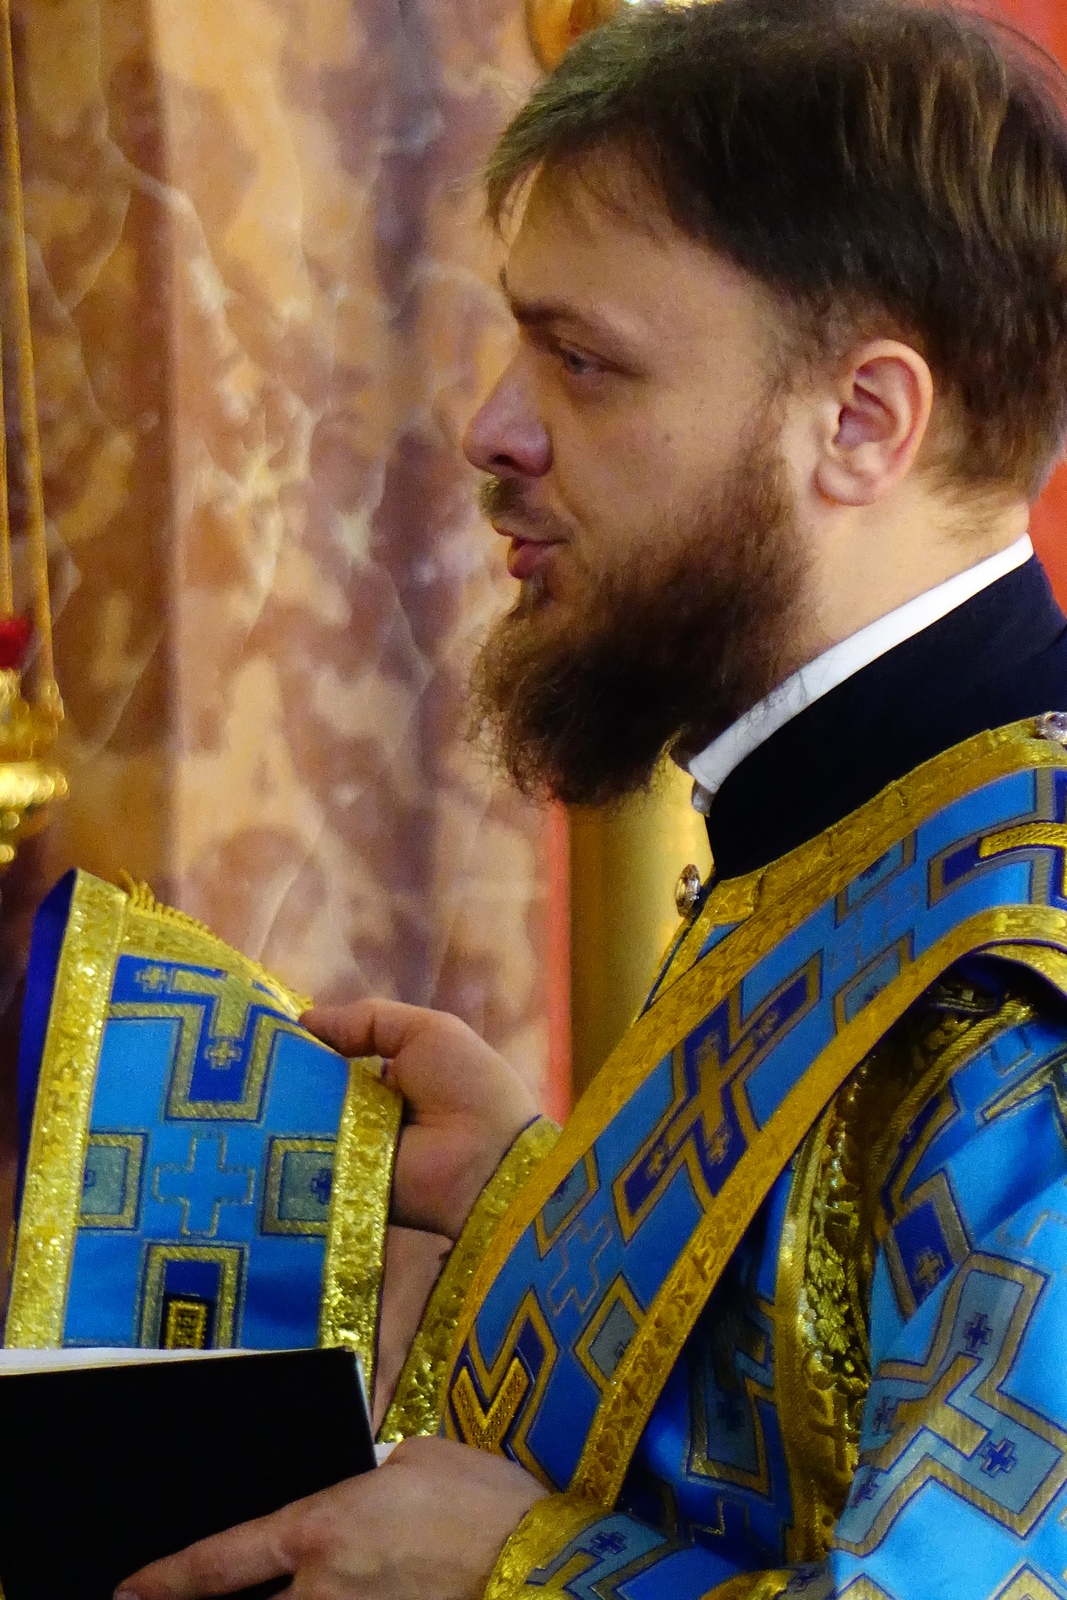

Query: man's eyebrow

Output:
[498, 267, 634, 347]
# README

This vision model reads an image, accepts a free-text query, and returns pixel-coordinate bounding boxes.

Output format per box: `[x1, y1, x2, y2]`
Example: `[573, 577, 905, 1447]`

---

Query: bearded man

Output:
[120, 2, 1067, 1598]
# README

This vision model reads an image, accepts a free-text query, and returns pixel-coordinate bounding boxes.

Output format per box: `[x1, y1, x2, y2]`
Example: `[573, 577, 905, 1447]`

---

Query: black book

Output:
[0, 1345, 376, 1600]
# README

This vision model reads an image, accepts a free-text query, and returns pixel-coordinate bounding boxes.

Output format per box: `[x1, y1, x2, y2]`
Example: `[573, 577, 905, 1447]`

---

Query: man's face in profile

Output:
[463, 167, 809, 805]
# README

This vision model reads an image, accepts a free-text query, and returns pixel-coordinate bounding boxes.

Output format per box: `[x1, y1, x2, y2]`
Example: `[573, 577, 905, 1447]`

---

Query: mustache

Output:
[477, 476, 565, 540]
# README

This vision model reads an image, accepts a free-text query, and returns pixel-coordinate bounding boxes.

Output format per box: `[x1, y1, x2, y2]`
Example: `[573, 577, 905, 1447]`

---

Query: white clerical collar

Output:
[686, 533, 1035, 811]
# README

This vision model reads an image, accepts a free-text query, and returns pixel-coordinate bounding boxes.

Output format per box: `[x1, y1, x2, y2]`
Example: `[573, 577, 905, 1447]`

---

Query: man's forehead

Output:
[503, 171, 765, 343]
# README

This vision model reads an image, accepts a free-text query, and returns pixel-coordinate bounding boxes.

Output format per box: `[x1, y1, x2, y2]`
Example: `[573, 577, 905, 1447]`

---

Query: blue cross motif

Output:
[590, 1531, 627, 1558]
[308, 1166, 332, 1205]
[872, 1396, 898, 1435]
[548, 1216, 613, 1316]
[153, 1134, 254, 1237]
[981, 1437, 1018, 1477]
[850, 1471, 881, 1506]
[963, 1312, 993, 1355]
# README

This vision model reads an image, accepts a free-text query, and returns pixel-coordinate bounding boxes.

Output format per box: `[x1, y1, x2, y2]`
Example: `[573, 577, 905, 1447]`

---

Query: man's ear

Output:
[814, 340, 935, 507]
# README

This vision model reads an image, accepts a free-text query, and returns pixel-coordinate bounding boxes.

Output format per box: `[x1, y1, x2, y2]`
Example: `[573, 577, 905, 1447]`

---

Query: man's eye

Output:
[558, 345, 599, 377]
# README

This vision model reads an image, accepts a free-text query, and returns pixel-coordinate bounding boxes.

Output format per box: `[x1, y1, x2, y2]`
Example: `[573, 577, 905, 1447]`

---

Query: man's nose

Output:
[462, 367, 552, 479]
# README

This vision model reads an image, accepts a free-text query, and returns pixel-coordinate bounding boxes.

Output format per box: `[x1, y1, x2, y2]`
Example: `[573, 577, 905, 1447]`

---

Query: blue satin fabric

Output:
[522, 982, 1067, 1598]
[17, 871, 353, 1350]
[451, 750, 1067, 1598]
[449, 763, 1067, 1488]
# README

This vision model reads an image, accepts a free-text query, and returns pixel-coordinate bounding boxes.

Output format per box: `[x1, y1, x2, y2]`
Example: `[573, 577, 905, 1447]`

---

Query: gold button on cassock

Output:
[675, 864, 703, 917]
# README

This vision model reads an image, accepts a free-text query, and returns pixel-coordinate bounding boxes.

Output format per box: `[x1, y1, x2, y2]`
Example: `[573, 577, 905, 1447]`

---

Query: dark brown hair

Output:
[487, 0, 1067, 496]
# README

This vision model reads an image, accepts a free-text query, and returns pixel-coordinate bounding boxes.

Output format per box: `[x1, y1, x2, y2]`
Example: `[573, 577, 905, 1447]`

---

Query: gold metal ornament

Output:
[525, 0, 625, 70]
[0, 0, 66, 866]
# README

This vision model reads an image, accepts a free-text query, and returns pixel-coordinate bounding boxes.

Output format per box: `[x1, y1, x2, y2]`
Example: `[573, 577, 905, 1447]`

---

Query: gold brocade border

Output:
[775, 1099, 837, 1564]
[774, 984, 1034, 1563]
[663, 720, 1067, 996]
[445, 723, 1067, 1506]
[319, 1058, 402, 1397]
[6, 872, 126, 1346]
[483, 1493, 603, 1600]
[455, 723, 1067, 1370]
[120, 881, 309, 1018]
[571, 904, 1067, 1504]
[983, 938, 1067, 1001]
[380, 1117, 560, 1443]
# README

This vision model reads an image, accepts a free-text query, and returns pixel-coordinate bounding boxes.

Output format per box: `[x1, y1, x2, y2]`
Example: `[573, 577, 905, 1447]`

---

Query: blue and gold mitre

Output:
[5, 870, 400, 1387]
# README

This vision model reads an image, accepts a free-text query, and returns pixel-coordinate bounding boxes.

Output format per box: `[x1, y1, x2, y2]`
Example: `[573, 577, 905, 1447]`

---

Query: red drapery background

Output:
[990, 0, 1067, 593]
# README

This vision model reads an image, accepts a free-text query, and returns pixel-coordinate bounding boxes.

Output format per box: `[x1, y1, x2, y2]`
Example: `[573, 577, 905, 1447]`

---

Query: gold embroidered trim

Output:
[777, 1099, 860, 1563]
[483, 1494, 602, 1599]
[447, 721, 1067, 1505]
[6, 872, 126, 1345]
[7, 868, 400, 1366]
[573, 904, 1067, 1504]
[981, 939, 1067, 1002]
[380, 1117, 560, 1443]
[320, 1058, 402, 1396]
[773, 968, 1041, 1565]
[120, 877, 310, 1017]
[664, 720, 1067, 997]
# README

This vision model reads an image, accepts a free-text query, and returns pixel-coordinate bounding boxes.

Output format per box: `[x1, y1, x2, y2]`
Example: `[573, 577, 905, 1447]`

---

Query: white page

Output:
[0, 1346, 266, 1374]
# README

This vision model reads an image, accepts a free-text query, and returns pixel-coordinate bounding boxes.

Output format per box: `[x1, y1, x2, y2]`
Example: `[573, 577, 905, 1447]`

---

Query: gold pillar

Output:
[569, 764, 712, 1096]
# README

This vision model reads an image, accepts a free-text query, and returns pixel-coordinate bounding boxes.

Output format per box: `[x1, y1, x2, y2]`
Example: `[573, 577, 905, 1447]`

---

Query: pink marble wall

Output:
[7, 0, 555, 1103]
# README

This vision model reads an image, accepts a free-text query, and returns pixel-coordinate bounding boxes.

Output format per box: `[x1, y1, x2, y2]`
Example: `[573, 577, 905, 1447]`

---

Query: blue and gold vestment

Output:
[6, 871, 400, 1388]
[390, 719, 1067, 1600]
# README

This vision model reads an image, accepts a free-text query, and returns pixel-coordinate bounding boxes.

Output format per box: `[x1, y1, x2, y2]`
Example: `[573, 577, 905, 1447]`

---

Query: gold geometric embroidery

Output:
[109, 987, 310, 1123]
[882, 1170, 971, 1320]
[162, 1297, 210, 1349]
[688, 1305, 776, 1499]
[574, 1274, 643, 1394]
[452, 1358, 529, 1451]
[613, 956, 821, 1242]
[837, 1253, 1067, 1556]
[445, 1291, 557, 1483]
[139, 1242, 242, 1348]
[989, 1566, 1065, 1600]
[978, 823, 1067, 899]
[983, 1048, 1067, 1138]
[449, 720, 1067, 1511]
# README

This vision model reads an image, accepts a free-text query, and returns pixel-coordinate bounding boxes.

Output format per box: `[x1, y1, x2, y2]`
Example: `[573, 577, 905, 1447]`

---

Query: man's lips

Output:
[505, 535, 563, 581]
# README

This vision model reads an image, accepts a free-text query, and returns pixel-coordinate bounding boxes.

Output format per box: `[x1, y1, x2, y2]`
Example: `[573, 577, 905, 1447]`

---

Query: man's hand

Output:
[304, 1000, 538, 1241]
[115, 1437, 546, 1600]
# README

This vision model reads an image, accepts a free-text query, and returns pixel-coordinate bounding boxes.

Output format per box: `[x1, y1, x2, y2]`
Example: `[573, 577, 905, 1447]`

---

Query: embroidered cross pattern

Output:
[935, 770, 1067, 907]
[836, 1255, 1067, 1558]
[152, 1133, 254, 1237]
[308, 1166, 332, 1205]
[548, 1218, 613, 1317]
[964, 1313, 992, 1354]
[110, 956, 304, 1120]
[981, 1439, 1018, 1477]
[615, 955, 821, 1236]
[914, 1247, 947, 1294]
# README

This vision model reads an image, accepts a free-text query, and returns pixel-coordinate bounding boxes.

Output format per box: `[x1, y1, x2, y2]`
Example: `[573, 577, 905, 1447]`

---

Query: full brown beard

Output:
[469, 415, 808, 806]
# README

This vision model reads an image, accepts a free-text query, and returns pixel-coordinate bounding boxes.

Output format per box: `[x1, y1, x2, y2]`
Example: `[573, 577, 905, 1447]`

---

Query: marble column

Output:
[11, 0, 562, 1111]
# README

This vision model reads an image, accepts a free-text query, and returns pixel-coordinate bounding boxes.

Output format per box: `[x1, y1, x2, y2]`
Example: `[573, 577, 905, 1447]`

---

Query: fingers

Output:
[115, 1508, 296, 1600]
[302, 997, 438, 1061]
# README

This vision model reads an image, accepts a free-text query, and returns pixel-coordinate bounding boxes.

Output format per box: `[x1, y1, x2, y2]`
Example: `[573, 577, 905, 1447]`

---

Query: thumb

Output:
[302, 998, 434, 1061]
